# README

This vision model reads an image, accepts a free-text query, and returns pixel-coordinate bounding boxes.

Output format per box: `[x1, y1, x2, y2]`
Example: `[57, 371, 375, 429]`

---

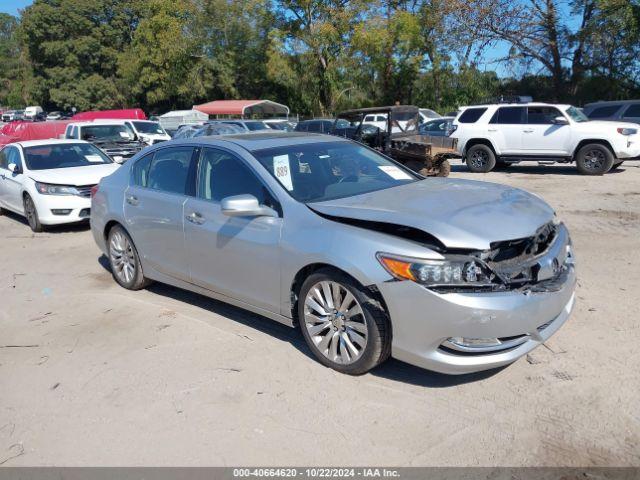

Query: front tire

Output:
[575, 143, 614, 175]
[107, 225, 151, 290]
[23, 194, 44, 232]
[298, 269, 391, 375]
[611, 160, 624, 170]
[466, 144, 496, 173]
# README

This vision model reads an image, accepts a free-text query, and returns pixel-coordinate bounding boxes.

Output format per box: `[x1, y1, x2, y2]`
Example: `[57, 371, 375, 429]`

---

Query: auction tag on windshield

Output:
[378, 165, 412, 180]
[119, 132, 129, 138]
[85, 154, 103, 163]
[273, 155, 294, 191]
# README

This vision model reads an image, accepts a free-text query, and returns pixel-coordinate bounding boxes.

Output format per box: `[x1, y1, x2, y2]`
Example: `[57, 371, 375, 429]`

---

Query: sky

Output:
[0, 0, 32, 15]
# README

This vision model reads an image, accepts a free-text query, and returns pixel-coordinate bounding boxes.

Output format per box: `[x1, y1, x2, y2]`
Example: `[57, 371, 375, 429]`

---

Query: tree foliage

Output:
[3, 0, 640, 114]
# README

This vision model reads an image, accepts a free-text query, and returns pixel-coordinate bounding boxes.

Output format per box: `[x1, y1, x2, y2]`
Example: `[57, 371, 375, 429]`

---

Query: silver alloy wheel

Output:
[24, 197, 37, 229]
[109, 230, 136, 284]
[469, 149, 488, 169]
[583, 149, 605, 171]
[303, 281, 368, 365]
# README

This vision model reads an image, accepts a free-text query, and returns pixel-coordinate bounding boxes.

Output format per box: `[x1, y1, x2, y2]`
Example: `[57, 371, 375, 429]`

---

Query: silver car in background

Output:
[91, 132, 576, 375]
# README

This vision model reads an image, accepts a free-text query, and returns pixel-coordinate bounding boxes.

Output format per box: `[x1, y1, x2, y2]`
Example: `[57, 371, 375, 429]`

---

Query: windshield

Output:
[132, 121, 165, 135]
[253, 141, 419, 203]
[24, 143, 113, 170]
[81, 125, 134, 142]
[565, 106, 589, 123]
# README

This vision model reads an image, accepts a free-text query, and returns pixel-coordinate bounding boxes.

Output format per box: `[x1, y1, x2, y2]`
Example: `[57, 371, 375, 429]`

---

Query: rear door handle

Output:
[186, 211, 205, 225]
[126, 195, 139, 206]
[523, 129, 534, 133]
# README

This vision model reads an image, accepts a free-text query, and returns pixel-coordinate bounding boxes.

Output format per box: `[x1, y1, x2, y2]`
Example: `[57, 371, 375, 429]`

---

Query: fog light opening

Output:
[448, 337, 502, 348]
[51, 209, 72, 216]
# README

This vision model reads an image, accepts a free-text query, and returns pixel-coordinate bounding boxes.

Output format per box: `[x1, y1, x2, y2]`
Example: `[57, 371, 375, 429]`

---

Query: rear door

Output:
[124, 146, 198, 281]
[183, 147, 283, 313]
[487, 107, 526, 154]
[522, 106, 572, 155]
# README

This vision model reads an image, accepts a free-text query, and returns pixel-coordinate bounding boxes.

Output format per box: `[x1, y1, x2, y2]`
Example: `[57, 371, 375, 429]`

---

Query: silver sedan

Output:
[90, 133, 576, 375]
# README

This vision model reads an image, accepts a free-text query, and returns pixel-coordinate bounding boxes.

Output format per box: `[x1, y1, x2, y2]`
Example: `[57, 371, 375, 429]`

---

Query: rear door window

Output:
[587, 105, 622, 119]
[145, 147, 197, 195]
[458, 108, 487, 123]
[306, 121, 322, 133]
[490, 107, 525, 124]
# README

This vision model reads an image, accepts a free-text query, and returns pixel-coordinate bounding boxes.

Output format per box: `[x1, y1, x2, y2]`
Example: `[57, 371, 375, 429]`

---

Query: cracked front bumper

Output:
[378, 265, 576, 374]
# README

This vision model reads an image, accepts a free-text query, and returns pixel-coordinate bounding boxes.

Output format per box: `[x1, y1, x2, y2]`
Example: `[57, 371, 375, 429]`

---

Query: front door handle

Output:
[126, 195, 139, 206]
[186, 211, 205, 225]
[487, 128, 497, 132]
[523, 129, 534, 133]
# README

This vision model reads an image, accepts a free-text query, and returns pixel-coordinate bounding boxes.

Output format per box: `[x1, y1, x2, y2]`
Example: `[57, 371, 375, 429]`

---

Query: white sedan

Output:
[0, 140, 120, 232]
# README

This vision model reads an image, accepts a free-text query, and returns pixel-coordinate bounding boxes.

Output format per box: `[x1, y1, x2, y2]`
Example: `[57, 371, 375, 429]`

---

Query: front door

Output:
[522, 106, 572, 155]
[184, 147, 283, 313]
[0, 146, 26, 213]
[124, 146, 198, 281]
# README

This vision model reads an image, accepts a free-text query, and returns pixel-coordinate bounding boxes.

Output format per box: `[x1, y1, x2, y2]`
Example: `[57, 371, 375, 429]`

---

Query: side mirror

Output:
[221, 194, 277, 218]
[553, 116, 569, 125]
[8, 163, 20, 174]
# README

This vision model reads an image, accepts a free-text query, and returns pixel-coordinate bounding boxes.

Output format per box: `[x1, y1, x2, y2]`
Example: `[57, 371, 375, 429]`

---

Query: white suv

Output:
[452, 102, 640, 175]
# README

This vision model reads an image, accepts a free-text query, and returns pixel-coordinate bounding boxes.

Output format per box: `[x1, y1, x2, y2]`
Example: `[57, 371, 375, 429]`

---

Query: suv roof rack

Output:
[478, 95, 533, 105]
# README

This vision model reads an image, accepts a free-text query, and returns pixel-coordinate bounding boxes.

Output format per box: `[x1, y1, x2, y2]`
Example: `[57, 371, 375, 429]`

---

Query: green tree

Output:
[20, 0, 141, 110]
[118, 0, 199, 112]
[0, 13, 30, 108]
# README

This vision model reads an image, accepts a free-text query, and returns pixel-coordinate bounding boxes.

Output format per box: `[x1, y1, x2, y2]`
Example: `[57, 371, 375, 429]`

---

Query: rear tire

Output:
[107, 225, 151, 290]
[298, 269, 391, 375]
[434, 159, 451, 177]
[466, 144, 496, 173]
[23, 194, 44, 232]
[575, 143, 614, 175]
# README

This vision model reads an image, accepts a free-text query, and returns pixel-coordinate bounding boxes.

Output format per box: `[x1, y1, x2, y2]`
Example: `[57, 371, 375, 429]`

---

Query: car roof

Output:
[14, 139, 90, 148]
[460, 102, 571, 109]
[173, 132, 348, 151]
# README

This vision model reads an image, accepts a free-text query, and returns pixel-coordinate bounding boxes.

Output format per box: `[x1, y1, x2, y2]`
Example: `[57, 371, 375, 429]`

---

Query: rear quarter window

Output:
[458, 108, 488, 123]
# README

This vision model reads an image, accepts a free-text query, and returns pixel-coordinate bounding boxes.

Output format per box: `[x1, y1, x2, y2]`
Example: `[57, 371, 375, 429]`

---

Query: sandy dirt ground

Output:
[1, 162, 639, 467]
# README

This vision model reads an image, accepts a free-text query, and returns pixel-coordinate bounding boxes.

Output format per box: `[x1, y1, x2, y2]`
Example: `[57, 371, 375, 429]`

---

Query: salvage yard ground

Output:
[1, 163, 639, 466]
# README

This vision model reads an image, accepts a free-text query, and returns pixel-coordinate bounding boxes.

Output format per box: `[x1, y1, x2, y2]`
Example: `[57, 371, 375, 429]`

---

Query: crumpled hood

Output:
[29, 164, 120, 186]
[309, 179, 555, 250]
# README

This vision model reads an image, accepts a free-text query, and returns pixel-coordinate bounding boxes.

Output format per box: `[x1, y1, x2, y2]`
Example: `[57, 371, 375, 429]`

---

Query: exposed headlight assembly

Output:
[376, 253, 496, 288]
[35, 182, 80, 196]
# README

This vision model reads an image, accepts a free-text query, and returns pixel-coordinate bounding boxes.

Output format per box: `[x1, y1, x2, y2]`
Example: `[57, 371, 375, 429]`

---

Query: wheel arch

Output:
[463, 138, 498, 161]
[572, 139, 615, 160]
[289, 263, 390, 328]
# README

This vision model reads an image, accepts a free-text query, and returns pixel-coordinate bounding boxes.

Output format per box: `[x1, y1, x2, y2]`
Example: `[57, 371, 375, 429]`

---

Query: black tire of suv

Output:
[466, 144, 496, 173]
[575, 143, 614, 175]
[298, 268, 392, 375]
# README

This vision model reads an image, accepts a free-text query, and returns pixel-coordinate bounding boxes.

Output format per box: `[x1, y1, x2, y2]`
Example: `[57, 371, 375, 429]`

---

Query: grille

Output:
[75, 185, 96, 198]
